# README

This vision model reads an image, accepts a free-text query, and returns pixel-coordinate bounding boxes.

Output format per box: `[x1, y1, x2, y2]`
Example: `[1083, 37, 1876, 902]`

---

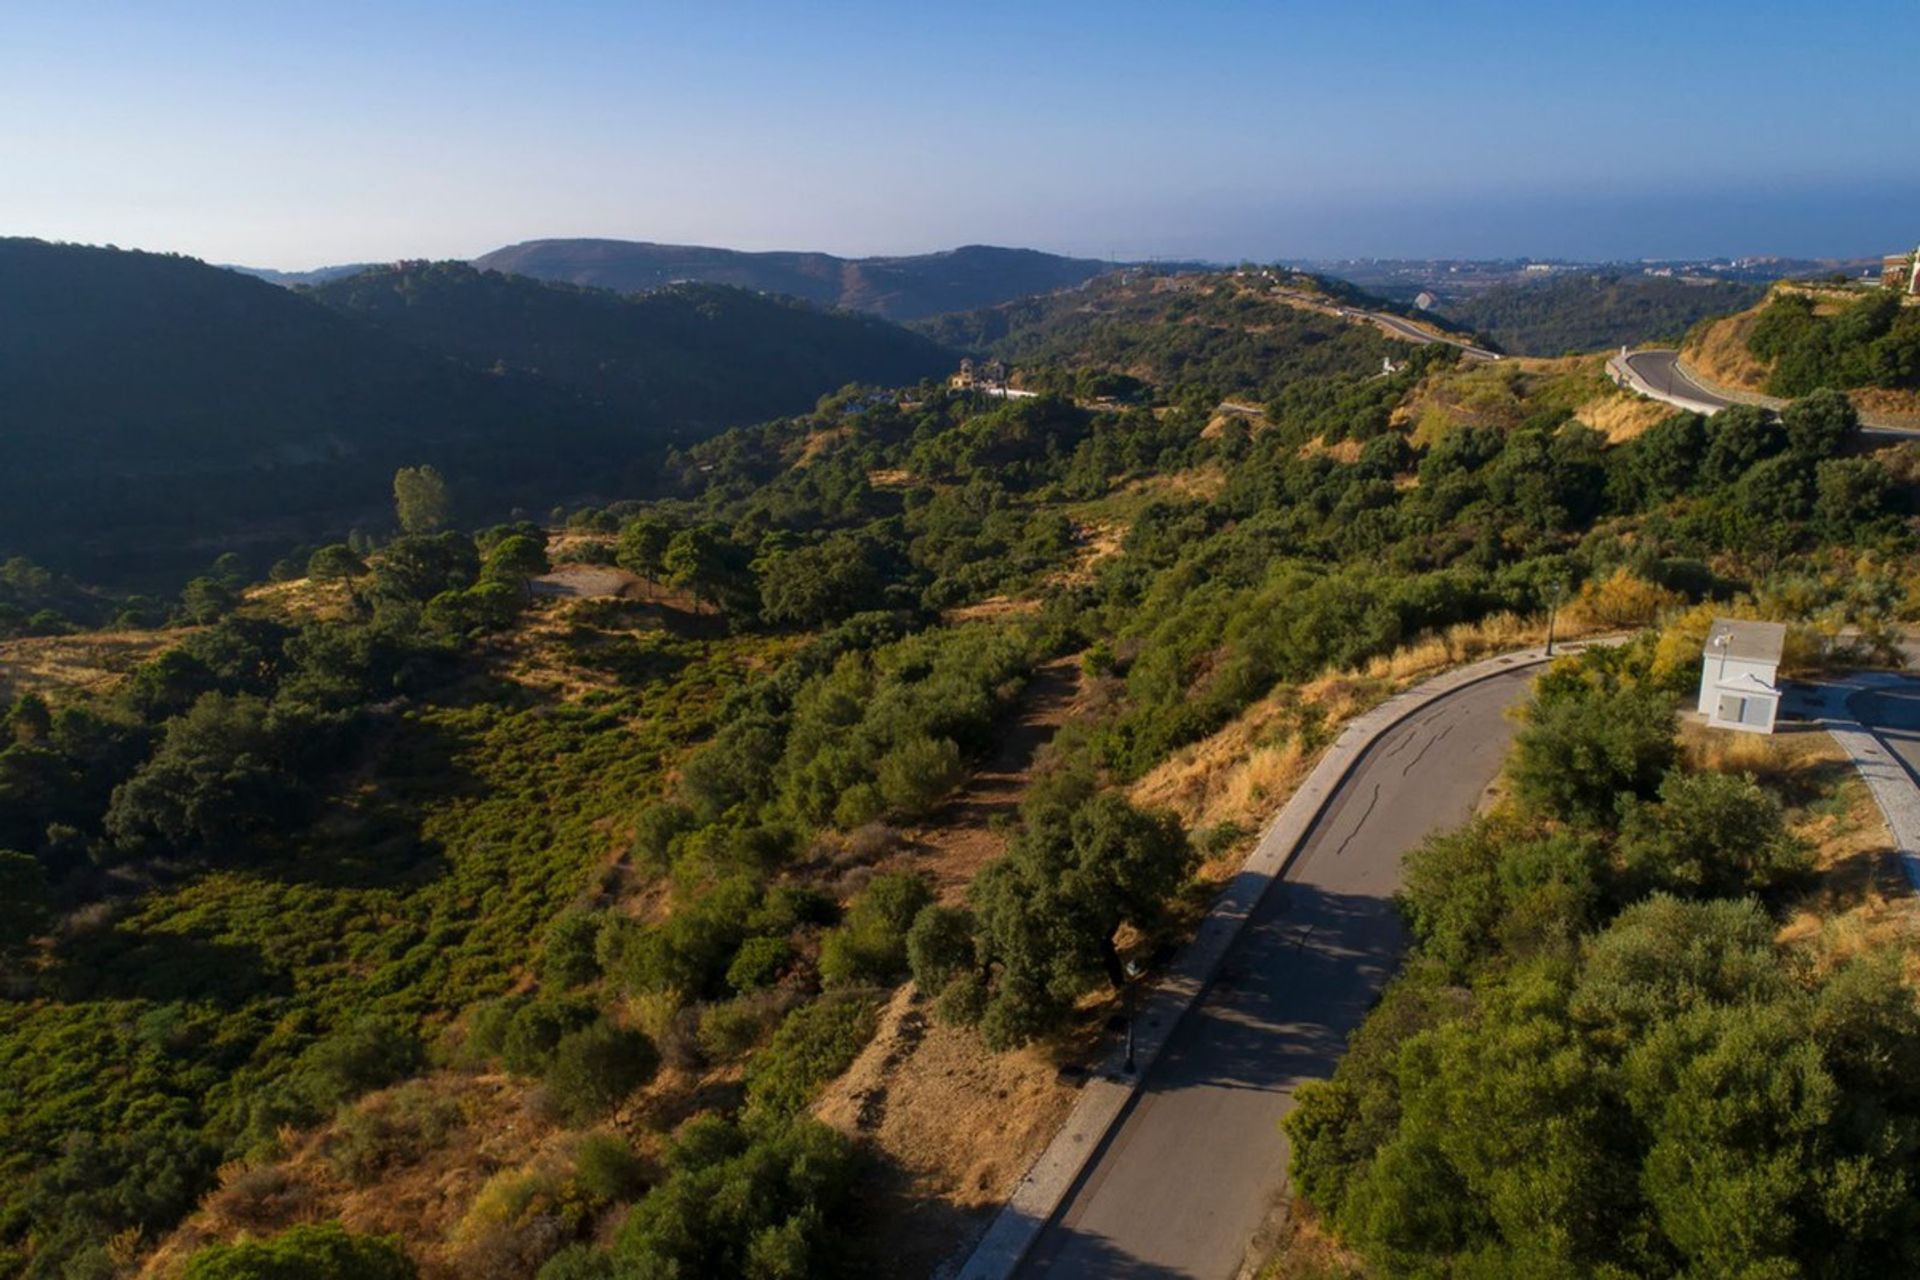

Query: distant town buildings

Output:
[1882, 248, 1919, 295]
[950, 357, 1008, 393]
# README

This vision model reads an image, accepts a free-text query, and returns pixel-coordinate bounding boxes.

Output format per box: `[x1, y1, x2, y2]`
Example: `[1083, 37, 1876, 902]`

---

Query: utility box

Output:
[1698, 618, 1786, 734]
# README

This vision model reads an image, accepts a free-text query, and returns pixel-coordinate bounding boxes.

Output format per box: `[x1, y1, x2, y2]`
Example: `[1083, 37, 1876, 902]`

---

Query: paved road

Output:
[1352, 308, 1501, 362]
[1618, 349, 1739, 410]
[1849, 681, 1920, 783]
[1616, 349, 1920, 440]
[1015, 666, 1536, 1280]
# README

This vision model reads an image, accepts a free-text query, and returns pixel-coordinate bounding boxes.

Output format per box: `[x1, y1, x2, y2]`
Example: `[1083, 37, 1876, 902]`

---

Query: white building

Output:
[1697, 618, 1786, 734]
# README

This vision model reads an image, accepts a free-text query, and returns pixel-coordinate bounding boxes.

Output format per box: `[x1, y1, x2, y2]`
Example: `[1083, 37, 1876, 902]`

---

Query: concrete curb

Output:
[954, 640, 1600, 1280]
[1807, 674, 1920, 891]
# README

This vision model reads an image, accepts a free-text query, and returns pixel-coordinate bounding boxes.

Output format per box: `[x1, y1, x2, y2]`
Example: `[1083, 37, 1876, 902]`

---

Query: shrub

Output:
[1509, 687, 1676, 826]
[544, 1022, 660, 1123]
[876, 735, 967, 817]
[906, 905, 976, 992]
[327, 1083, 463, 1187]
[696, 991, 791, 1063]
[743, 996, 880, 1127]
[568, 1133, 648, 1204]
[725, 934, 793, 992]
[1617, 770, 1812, 899]
[817, 871, 934, 986]
[540, 912, 603, 990]
[181, 1221, 416, 1280]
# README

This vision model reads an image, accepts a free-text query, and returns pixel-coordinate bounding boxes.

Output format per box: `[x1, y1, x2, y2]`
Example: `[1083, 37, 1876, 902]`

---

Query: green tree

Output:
[179, 575, 238, 624]
[306, 543, 367, 581]
[1781, 387, 1860, 459]
[967, 791, 1192, 1047]
[544, 1022, 659, 1123]
[392, 464, 451, 535]
[614, 514, 675, 588]
[1617, 770, 1811, 898]
[0, 848, 50, 953]
[1509, 687, 1676, 826]
[104, 693, 307, 857]
[876, 735, 965, 817]
[479, 533, 550, 589]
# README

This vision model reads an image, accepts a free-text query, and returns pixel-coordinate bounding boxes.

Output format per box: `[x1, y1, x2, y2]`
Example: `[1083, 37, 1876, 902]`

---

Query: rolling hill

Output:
[1435, 272, 1765, 356]
[305, 261, 951, 430]
[0, 241, 951, 581]
[470, 239, 1117, 320]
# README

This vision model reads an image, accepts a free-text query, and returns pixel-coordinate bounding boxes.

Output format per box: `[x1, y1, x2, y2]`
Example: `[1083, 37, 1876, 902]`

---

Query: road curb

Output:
[954, 640, 1597, 1280]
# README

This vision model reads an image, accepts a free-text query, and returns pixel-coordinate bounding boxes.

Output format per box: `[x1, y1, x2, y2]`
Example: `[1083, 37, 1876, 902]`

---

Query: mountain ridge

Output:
[469, 239, 1133, 320]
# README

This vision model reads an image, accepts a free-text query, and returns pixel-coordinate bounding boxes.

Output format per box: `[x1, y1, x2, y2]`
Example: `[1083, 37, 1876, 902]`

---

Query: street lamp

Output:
[1545, 581, 1565, 656]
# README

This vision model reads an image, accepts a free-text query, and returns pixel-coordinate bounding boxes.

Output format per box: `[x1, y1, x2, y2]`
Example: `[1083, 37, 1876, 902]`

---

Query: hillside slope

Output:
[471, 239, 1113, 320]
[306, 262, 952, 431]
[1684, 285, 1920, 421]
[915, 271, 1405, 401]
[1438, 272, 1764, 356]
[0, 239, 631, 577]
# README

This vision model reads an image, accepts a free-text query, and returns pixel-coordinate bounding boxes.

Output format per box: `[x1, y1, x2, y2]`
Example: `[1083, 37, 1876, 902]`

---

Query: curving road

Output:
[1614, 349, 1920, 440]
[1350, 307, 1501, 362]
[1617, 349, 1741, 411]
[1014, 666, 1538, 1279]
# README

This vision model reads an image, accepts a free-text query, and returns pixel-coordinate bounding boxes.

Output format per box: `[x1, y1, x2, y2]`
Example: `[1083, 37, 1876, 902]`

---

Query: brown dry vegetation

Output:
[141, 1073, 571, 1280]
[1677, 715, 1920, 984]
[1682, 308, 1773, 394]
[1573, 386, 1673, 442]
[0, 628, 185, 701]
[812, 985, 1082, 1278]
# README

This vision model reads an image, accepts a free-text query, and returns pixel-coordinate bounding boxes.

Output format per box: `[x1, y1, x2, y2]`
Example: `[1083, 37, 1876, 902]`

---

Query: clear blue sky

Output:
[2, 1, 1913, 268]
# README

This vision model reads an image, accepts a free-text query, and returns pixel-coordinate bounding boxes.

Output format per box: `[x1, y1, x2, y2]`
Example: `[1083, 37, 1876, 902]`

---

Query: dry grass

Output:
[1676, 717, 1920, 986]
[1574, 387, 1673, 442]
[1682, 308, 1772, 394]
[1131, 611, 1586, 839]
[243, 576, 358, 622]
[140, 1072, 570, 1280]
[0, 629, 185, 702]
[812, 986, 1081, 1278]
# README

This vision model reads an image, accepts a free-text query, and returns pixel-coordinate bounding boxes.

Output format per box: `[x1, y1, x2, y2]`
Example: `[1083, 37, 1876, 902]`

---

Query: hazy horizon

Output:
[5, 1, 1914, 271]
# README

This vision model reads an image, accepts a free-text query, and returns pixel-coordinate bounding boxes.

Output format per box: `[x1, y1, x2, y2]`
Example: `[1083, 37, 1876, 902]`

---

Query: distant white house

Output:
[1697, 618, 1786, 734]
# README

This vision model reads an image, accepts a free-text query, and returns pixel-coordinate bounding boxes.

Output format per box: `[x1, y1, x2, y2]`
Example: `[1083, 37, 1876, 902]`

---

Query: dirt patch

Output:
[530, 563, 644, 599]
[814, 986, 1080, 1280]
[888, 655, 1087, 901]
[941, 596, 1041, 625]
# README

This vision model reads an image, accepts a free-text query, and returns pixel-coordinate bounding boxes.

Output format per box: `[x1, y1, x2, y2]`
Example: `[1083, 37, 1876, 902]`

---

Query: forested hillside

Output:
[4, 267, 1918, 1280]
[471, 240, 1117, 321]
[1437, 271, 1764, 355]
[0, 242, 950, 584]
[916, 272, 1404, 404]
[307, 263, 949, 432]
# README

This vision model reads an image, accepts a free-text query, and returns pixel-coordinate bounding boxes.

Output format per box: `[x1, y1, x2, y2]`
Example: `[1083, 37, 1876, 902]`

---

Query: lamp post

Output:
[1545, 581, 1565, 656]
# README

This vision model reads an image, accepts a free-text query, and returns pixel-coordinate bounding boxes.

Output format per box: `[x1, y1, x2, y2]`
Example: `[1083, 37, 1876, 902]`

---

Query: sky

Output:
[2, 1, 1914, 268]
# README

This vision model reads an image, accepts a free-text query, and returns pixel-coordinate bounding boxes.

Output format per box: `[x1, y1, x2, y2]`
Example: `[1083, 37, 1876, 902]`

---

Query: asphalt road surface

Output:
[1849, 681, 1920, 782]
[1015, 666, 1537, 1280]
[1350, 308, 1500, 362]
[1619, 349, 1739, 410]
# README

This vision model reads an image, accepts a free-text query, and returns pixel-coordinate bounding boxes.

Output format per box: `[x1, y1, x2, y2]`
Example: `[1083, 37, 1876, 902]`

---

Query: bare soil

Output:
[888, 654, 1087, 902]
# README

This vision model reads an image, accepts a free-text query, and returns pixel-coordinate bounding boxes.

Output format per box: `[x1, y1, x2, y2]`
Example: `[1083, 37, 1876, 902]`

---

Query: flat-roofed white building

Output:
[1698, 618, 1786, 734]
